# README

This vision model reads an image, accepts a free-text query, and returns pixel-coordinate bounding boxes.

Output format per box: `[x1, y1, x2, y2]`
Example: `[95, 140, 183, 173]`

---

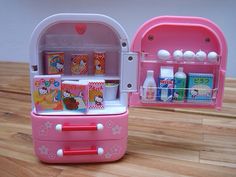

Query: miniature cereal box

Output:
[71, 54, 88, 75]
[62, 81, 89, 112]
[88, 80, 105, 109]
[157, 66, 174, 102]
[94, 51, 105, 75]
[33, 75, 63, 112]
[45, 52, 64, 74]
[187, 73, 214, 102]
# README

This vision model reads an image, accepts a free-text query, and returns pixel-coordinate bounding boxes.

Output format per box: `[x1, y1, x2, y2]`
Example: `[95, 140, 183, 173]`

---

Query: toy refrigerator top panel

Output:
[129, 16, 227, 110]
[29, 13, 132, 116]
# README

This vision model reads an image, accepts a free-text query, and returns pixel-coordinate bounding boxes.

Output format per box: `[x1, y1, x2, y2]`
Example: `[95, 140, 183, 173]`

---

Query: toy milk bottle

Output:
[174, 67, 187, 101]
[142, 70, 157, 101]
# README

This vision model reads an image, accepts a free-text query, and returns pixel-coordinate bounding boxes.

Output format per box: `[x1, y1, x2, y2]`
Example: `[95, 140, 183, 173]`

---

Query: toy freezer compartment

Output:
[129, 16, 227, 110]
[29, 14, 137, 116]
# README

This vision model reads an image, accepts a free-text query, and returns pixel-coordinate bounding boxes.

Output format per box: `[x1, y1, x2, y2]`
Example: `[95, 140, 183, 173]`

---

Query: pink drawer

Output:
[33, 138, 127, 163]
[31, 111, 128, 141]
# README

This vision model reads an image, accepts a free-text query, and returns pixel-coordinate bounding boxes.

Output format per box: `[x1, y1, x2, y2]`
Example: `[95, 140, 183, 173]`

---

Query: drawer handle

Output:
[57, 147, 104, 157]
[55, 123, 104, 132]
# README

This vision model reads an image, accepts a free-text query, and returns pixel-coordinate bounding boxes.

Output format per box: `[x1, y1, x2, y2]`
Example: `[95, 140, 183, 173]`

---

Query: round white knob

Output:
[55, 124, 62, 132]
[57, 149, 63, 157]
[97, 147, 104, 155]
[96, 123, 104, 131]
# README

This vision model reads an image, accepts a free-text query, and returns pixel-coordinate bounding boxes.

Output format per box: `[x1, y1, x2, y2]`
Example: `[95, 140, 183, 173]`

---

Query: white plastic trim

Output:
[55, 124, 62, 132]
[96, 123, 104, 131]
[97, 147, 104, 155]
[57, 149, 63, 157]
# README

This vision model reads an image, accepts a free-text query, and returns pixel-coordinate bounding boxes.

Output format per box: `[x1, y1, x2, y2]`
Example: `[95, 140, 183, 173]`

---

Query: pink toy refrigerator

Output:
[30, 14, 227, 163]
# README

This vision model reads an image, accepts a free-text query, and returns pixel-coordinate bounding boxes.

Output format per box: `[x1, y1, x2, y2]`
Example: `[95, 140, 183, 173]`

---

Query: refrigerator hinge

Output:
[121, 52, 138, 93]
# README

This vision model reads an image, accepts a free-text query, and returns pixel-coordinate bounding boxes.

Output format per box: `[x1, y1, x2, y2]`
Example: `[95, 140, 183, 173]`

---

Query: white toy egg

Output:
[208, 51, 218, 62]
[196, 50, 207, 61]
[173, 50, 183, 60]
[183, 51, 195, 60]
[157, 49, 171, 60]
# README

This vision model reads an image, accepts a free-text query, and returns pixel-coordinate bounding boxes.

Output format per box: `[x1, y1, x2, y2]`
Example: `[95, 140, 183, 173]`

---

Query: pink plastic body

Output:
[31, 111, 128, 163]
[130, 16, 227, 110]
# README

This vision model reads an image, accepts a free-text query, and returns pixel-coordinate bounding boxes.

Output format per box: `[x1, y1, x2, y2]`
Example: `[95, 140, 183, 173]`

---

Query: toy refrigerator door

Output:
[128, 16, 227, 110]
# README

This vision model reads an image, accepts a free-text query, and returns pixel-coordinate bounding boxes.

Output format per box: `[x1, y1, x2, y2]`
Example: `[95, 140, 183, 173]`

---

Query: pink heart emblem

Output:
[75, 24, 87, 35]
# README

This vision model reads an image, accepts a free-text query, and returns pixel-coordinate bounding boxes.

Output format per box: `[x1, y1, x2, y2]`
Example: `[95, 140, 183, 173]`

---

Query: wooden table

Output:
[0, 62, 236, 177]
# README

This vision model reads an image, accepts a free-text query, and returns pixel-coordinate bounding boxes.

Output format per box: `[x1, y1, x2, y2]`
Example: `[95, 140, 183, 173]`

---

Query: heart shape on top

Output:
[75, 23, 87, 35]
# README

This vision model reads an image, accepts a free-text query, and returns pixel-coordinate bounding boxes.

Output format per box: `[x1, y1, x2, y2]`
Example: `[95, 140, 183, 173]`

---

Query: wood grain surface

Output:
[0, 62, 236, 177]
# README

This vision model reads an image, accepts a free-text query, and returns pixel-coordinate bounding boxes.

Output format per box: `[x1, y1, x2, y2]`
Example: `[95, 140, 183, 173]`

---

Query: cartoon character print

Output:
[94, 95, 103, 106]
[63, 90, 72, 98]
[62, 90, 79, 110]
[191, 89, 199, 99]
[173, 92, 179, 100]
[38, 87, 48, 95]
[56, 62, 64, 72]
[95, 60, 102, 73]
[71, 55, 88, 75]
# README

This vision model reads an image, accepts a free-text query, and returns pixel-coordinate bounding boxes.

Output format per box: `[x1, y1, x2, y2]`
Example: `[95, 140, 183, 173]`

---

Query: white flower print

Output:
[111, 146, 120, 154]
[112, 125, 122, 135]
[106, 120, 113, 128]
[38, 145, 48, 155]
[105, 152, 112, 159]
[48, 152, 56, 159]
[44, 121, 52, 129]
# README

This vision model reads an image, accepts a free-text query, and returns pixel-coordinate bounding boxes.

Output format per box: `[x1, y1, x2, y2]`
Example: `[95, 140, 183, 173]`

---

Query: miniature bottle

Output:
[143, 70, 157, 101]
[174, 67, 186, 101]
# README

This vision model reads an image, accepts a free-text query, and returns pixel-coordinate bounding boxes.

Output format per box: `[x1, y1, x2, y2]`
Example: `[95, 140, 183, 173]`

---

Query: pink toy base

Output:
[31, 111, 128, 163]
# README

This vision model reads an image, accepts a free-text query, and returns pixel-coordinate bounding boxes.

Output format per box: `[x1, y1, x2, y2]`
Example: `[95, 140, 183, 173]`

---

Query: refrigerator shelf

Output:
[33, 99, 127, 116]
[62, 75, 120, 81]
[140, 86, 217, 104]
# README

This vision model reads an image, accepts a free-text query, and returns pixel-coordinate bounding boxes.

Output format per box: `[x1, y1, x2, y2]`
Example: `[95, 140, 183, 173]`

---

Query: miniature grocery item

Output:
[33, 75, 63, 112]
[157, 49, 171, 60]
[183, 51, 195, 60]
[208, 51, 218, 62]
[174, 67, 186, 101]
[196, 50, 207, 61]
[89, 80, 105, 109]
[187, 73, 214, 102]
[173, 50, 183, 61]
[157, 66, 174, 102]
[62, 81, 89, 112]
[71, 54, 88, 75]
[104, 82, 119, 101]
[142, 70, 157, 101]
[45, 52, 64, 74]
[94, 51, 105, 75]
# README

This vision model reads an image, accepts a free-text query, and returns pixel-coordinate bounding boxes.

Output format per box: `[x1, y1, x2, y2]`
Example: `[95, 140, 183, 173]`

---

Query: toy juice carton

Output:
[187, 73, 214, 102]
[157, 66, 174, 102]
[45, 52, 64, 74]
[62, 81, 89, 112]
[33, 75, 63, 112]
[88, 80, 105, 109]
